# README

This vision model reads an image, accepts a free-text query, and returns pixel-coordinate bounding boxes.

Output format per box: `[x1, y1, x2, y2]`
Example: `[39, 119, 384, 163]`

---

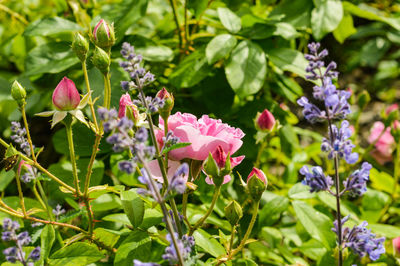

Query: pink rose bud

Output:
[93, 19, 115, 49]
[247, 167, 267, 201]
[256, 109, 276, 131]
[393, 236, 400, 254]
[394, 120, 400, 130]
[52, 77, 80, 111]
[386, 104, 399, 115]
[156, 88, 174, 119]
[118, 93, 134, 118]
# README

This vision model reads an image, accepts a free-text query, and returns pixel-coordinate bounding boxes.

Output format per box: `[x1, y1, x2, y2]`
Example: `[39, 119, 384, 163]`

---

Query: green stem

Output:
[228, 201, 259, 258]
[82, 61, 99, 131]
[65, 120, 81, 196]
[168, 0, 183, 49]
[35, 181, 64, 247]
[184, 0, 189, 47]
[103, 73, 111, 109]
[15, 169, 26, 217]
[189, 185, 221, 236]
[21, 105, 36, 162]
[228, 225, 236, 254]
[255, 141, 267, 168]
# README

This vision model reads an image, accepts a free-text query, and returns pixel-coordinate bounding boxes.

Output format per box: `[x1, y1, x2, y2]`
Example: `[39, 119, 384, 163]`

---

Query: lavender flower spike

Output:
[299, 165, 333, 192]
[343, 162, 372, 197]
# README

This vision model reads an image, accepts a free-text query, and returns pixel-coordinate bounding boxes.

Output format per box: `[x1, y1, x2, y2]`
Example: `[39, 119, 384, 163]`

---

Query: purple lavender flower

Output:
[162, 131, 180, 152]
[321, 120, 359, 164]
[137, 168, 162, 202]
[343, 162, 372, 197]
[119, 42, 155, 90]
[305, 42, 338, 80]
[10, 121, 33, 156]
[300, 165, 333, 192]
[168, 163, 188, 194]
[162, 233, 194, 265]
[20, 165, 38, 183]
[1, 218, 40, 264]
[133, 95, 165, 114]
[52, 204, 66, 220]
[133, 260, 160, 266]
[297, 97, 327, 123]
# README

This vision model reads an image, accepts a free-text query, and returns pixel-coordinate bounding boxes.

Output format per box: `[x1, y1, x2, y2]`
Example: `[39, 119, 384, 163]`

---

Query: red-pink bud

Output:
[386, 104, 399, 115]
[247, 167, 267, 185]
[52, 77, 80, 111]
[256, 109, 276, 131]
[156, 88, 174, 118]
[93, 19, 109, 40]
[93, 19, 115, 49]
[156, 88, 171, 100]
[393, 236, 400, 254]
[118, 93, 134, 118]
[212, 146, 227, 168]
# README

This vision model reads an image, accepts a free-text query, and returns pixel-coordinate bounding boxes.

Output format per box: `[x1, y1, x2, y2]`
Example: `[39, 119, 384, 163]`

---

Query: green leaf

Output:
[40, 225, 55, 265]
[206, 34, 237, 64]
[114, 231, 151, 265]
[288, 183, 315, 199]
[333, 13, 357, 43]
[292, 200, 335, 249]
[359, 37, 390, 67]
[93, 228, 120, 248]
[162, 142, 191, 155]
[217, 7, 242, 33]
[267, 48, 308, 79]
[102, 213, 132, 226]
[317, 192, 360, 220]
[24, 17, 83, 36]
[169, 49, 212, 88]
[193, 229, 225, 257]
[135, 46, 174, 62]
[269, 0, 313, 29]
[343, 2, 400, 30]
[100, 0, 149, 42]
[311, 0, 343, 40]
[259, 196, 289, 226]
[49, 242, 104, 266]
[24, 42, 80, 76]
[0, 170, 15, 192]
[368, 223, 400, 238]
[225, 40, 266, 97]
[121, 189, 145, 228]
[91, 193, 122, 212]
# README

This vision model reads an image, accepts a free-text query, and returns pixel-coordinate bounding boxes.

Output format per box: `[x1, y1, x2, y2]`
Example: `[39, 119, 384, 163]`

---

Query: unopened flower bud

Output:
[93, 19, 115, 49]
[384, 109, 399, 128]
[247, 167, 267, 201]
[72, 32, 89, 62]
[225, 200, 243, 226]
[391, 120, 400, 143]
[11, 81, 27, 107]
[52, 77, 81, 111]
[255, 109, 276, 131]
[156, 88, 174, 119]
[92, 46, 110, 74]
[203, 153, 221, 186]
[358, 91, 370, 110]
[118, 93, 141, 125]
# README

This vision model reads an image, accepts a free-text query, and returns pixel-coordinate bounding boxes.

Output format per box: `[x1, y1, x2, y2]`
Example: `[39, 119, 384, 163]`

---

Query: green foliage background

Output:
[0, 0, 400, 265]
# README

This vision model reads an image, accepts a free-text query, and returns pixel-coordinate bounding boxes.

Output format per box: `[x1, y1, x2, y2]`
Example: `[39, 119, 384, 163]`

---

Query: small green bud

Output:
[246, 168, 267, 202]
[384, 110, 398, 128]
[224, 200, 243, 226]
[92, 46, 110, 74]
[72, 32, 89, 62]
[203, 153, 221, 186]
[156, 88, 174, 120]
[358, 90, 370, 110]
[93, 19, 115, 50]
[11, 81, 27, 107]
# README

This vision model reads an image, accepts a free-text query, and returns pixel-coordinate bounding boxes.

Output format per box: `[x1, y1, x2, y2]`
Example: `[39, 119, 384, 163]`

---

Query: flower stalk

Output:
[64, 117, 81, 196]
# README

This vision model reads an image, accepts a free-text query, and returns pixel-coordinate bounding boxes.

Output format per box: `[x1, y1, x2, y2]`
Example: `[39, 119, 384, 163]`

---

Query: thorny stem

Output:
[226, 201, 259, 260]
[21, 105, 36, 162]
[136, 80, 183, 237]
[0, 137, 76, 193]
[140, 160, 185, 266]
[65, 120, 81, 196]
[189, 185, 221, 236]
[82, 61, 99, 131]
[15, 168, 26, 217]
[168, 0, 183, 49]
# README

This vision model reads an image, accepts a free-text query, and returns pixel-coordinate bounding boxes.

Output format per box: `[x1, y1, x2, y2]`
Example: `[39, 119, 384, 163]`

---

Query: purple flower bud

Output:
[300, 165, 333, 192]
[52, 77, 81, 111]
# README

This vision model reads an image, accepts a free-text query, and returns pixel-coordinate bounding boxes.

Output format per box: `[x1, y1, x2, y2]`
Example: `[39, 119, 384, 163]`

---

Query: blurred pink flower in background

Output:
[393, 236, 400, 255]
[368, 121, 395, 164]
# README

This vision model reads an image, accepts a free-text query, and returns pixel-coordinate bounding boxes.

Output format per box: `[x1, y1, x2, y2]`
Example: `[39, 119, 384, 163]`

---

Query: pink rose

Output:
[247, 167, 267, 185]
[155, 112, 245, 161]
[386, 104, 398, 115]
[52, 77, 80, 111]
[368, 121, 395, 164]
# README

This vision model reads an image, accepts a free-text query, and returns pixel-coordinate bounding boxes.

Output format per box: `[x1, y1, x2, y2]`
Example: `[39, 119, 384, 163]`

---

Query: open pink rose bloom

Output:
[368, 121, 395, 164]
[149, 112, 245, 185]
